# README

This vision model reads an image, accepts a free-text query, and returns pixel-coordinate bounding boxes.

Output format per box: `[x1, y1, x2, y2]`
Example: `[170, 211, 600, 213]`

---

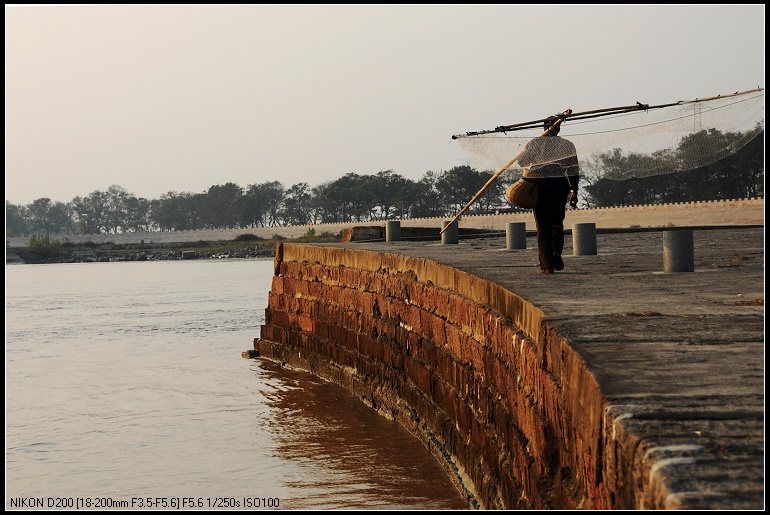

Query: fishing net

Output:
[452, 88, 764, 181]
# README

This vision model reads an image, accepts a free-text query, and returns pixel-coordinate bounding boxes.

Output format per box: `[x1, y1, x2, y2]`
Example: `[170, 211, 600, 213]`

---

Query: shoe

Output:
[541, 268, 554, 274]
[552, 254, 564, 271]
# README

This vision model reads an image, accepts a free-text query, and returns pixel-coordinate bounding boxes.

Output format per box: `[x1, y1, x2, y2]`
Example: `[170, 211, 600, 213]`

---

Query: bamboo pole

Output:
[453, 104, 654, 138]
[439, 109, 571, 235]
[452, 87, 763, 138]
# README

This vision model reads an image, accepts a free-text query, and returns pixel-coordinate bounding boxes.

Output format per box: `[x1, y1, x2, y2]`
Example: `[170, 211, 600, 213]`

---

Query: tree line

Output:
[583, 128, 764, 206]
[5, 129, 763, 237]
[5, 167, 515, 237]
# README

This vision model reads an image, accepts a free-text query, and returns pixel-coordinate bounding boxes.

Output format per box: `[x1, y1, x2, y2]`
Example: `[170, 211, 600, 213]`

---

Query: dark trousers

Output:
[533, 190, 569, 271]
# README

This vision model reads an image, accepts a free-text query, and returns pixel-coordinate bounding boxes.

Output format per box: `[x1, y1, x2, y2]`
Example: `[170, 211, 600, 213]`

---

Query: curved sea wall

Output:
[256, 243, 609, 510]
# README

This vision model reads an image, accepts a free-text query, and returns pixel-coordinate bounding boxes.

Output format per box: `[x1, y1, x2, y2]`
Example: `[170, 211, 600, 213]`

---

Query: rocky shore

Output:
[5, 239, 279, 265]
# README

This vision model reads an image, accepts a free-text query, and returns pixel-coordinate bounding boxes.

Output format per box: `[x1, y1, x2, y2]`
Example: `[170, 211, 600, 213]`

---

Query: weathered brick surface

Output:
[256, 242, 605, 509]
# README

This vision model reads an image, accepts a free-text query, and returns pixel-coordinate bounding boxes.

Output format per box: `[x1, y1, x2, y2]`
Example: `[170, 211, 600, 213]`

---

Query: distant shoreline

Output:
[5, 239, 278, 265]
[5, 198, 764, 264]
[6, 198, 763, 249]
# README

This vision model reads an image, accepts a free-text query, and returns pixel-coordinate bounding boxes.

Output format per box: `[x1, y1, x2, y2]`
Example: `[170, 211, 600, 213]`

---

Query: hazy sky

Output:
[5, 4, 765, 206]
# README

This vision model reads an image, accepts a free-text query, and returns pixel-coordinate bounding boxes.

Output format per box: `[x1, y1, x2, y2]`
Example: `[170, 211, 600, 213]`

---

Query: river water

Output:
[5, 259, 468, 510]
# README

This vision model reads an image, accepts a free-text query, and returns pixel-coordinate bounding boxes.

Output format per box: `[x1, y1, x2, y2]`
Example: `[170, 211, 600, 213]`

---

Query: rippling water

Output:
[5, 260, 468, 510]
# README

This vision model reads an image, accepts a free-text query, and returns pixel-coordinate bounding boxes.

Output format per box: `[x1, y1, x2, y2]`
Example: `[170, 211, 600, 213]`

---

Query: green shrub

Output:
[318, 231, 342, 241]
[298, 228, 319, 242]
[234, 233, 263, 242]
[26, 234, 62, 256]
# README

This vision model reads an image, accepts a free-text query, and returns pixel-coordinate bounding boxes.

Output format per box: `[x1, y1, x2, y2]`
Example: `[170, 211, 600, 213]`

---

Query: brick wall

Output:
[256, 243, 612, 509]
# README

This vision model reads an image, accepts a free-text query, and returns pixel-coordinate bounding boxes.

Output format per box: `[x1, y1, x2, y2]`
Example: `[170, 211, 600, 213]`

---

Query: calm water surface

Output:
[5, 259, 468, 510]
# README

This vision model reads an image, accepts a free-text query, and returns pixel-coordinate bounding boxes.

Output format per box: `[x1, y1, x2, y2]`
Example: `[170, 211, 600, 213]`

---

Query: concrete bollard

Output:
[663, 229, 694, 273]
[506, 222, 527, 250]
[385, 220, 401, 242]
[572, 223, 597, 256]
[441, 220, 459, 245]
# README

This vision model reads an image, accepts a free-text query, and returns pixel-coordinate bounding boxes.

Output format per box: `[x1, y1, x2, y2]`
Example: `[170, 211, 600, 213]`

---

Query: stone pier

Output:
[255, 224, 763, 510]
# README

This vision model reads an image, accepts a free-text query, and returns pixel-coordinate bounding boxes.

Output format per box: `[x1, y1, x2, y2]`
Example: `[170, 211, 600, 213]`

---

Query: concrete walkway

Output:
[335, 225, 764, 509]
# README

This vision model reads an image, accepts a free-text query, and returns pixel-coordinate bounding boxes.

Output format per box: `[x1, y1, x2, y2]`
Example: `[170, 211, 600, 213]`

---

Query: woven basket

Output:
[506, 178, 538, 209]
